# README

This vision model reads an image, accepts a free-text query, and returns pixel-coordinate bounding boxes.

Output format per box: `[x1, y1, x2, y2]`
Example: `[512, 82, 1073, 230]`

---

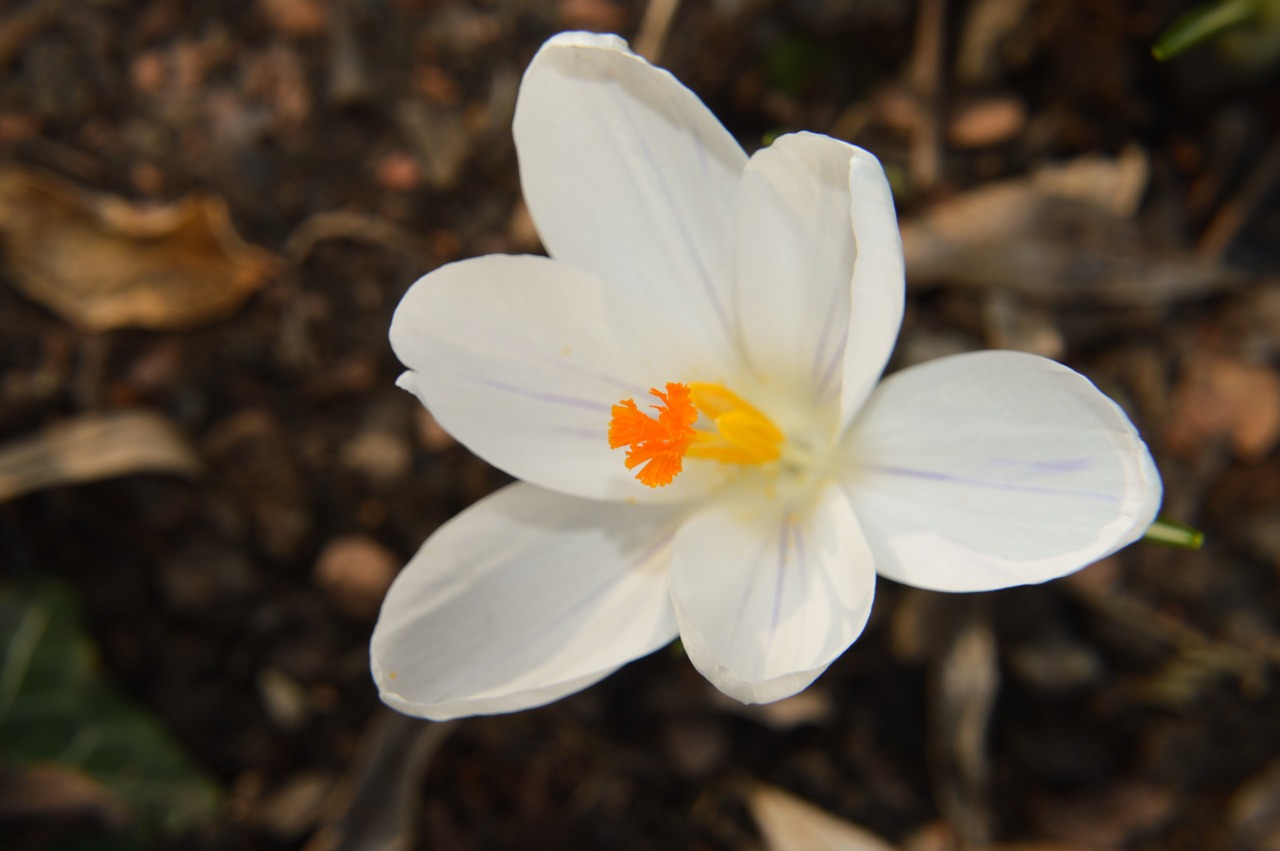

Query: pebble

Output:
[314, 534, 399, 619]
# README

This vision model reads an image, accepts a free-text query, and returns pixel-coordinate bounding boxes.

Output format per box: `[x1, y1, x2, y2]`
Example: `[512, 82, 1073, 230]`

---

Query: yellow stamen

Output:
[608, 381, 783, 487]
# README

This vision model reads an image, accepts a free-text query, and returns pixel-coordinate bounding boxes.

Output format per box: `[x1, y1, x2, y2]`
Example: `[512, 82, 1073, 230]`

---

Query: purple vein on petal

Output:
[526, 349, 645, 397]
[467, 374, 610, 413]
[541, 425, 608, 440]
[983, 456, 1092, 475]
[459, 527, 676, 687]
[814, 327, 849, 404]
[729, 532, 773, 650]
[771, 520, 792, 636]
[606, 83, 734, 343]
[630, 527, 678, 575]
[695, 127, 710, 177]
[862, 463, 1120, 502]
[542, 526, 676, 633]
[808, 282, 842, 401]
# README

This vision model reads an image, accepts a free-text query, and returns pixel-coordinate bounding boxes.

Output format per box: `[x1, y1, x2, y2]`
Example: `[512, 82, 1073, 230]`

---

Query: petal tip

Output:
[541, 30, 632, 55]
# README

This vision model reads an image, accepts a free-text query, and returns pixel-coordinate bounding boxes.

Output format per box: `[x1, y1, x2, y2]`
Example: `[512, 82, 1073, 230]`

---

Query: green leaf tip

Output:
[1152, 0, 1257, 60]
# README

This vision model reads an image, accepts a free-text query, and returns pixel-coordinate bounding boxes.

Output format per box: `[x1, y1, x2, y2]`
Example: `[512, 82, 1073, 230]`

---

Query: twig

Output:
[634, 0, 682, 64]
[0, 0, 63, 69]
[1197, 136, 1280, 260]
[1066, 580, 1279, 685]
[282, 210, 435, 268]
[327, 0, 372, 106]
[908, 0, 947, 191]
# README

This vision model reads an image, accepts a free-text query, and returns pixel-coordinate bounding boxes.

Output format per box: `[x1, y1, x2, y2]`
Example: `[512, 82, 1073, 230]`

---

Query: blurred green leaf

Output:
[764, 37, 831, 95]
[0, 582, 221, 843]
[1152, 0, 1257, 60]
[760, 129, 786, 147]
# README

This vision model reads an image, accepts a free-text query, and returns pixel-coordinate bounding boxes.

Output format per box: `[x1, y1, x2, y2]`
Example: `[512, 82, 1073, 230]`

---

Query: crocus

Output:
[372, 32, 1161, 720]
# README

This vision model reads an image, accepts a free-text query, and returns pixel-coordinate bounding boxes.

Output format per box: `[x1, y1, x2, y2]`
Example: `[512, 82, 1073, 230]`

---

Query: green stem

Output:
[1143, 518, 1205, 549]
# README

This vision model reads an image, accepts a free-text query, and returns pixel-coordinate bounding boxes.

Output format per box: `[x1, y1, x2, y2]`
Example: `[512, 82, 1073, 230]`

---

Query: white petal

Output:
[838, 147, 906, 425]
[840, 351, 1162, 592]
[391, 254, 731, 502]
[732, 133, 858, 413]
[370, 483, 682, 720]
[668, 483, 876, 704]
[514, 31, 747, 353]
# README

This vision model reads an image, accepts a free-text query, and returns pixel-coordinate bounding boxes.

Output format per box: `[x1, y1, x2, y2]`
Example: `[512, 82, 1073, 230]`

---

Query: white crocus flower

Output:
[372, 32, 1161, 720]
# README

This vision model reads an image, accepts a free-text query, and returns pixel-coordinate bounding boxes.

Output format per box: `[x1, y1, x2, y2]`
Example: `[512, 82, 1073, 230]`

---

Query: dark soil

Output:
[2, 1, 1279, 849]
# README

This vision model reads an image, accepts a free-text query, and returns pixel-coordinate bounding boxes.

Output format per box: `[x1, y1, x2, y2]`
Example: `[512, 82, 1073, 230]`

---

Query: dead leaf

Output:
[560, 0, 630, 34]
[947, 96, 1026, 148]
[710, 686, 835, 730]
[0, 0, 63, 69]
[662, 718, 728, 779]
[1166, 354, 1280, 461]
[1032, 147, 1149, 218]
[956, 0, 1034, 85]
[395, 101, 474, 191]
[0, 165, 278, 330]
[0, 761, 130, 827]
[303, 711, 455, 851]
[0, 410, 201, 502]
[257, 668, 312, 732]
[1034, 782, 1175, 847]
[258, 0, 328, 38]
[901, 150, 1240, 306]
[982, 292, 1064, 359]
[1229, 759, 1280, 851]
[890, 589, 971, 664]
[986, 845, 1113, 851]
[203, 409, 310, 559]
[254, 772, 339, 838]
[748, 783, 902, 851]
[901, 823, 1112, 851]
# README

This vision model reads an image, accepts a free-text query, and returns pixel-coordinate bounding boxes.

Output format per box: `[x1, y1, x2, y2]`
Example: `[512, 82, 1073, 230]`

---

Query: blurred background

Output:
[1, 0, 1278, 849]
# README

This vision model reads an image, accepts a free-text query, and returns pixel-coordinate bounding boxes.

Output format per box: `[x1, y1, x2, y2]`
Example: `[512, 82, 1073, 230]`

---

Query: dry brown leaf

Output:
[901, 150, 1239, 306]
[901, 823, 1111, 851]
[1031, 147, 1149, 218]
[0, 410, 201, 502]
[258, 0, 328, 37]
[1228, 759, 1280, 851]
[203, 409, 309, 559]
[748, 784, 902, 851]
[1165, 354, 1280, 461]
[956, 0, 1033, 84]
[395, 101, 474, 191]
[303, 711, 455, 851]
[1034, 782, 1175, 847]
[709, 685, 835, 730]
[947, 96, 1026, 149]
[0, 166, 278, 330]
[253, 772, 339, 838]
[983, 839, 1116, 844]
[0, 761, 130, 826]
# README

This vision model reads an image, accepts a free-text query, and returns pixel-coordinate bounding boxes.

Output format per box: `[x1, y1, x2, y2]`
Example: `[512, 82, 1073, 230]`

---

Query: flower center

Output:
[608, 381, 784, 487]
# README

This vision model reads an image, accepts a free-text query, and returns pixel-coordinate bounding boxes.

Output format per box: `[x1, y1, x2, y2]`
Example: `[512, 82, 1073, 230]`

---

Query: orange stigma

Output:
[609, 381, 784, 487]
[608, 382, 698, 487]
